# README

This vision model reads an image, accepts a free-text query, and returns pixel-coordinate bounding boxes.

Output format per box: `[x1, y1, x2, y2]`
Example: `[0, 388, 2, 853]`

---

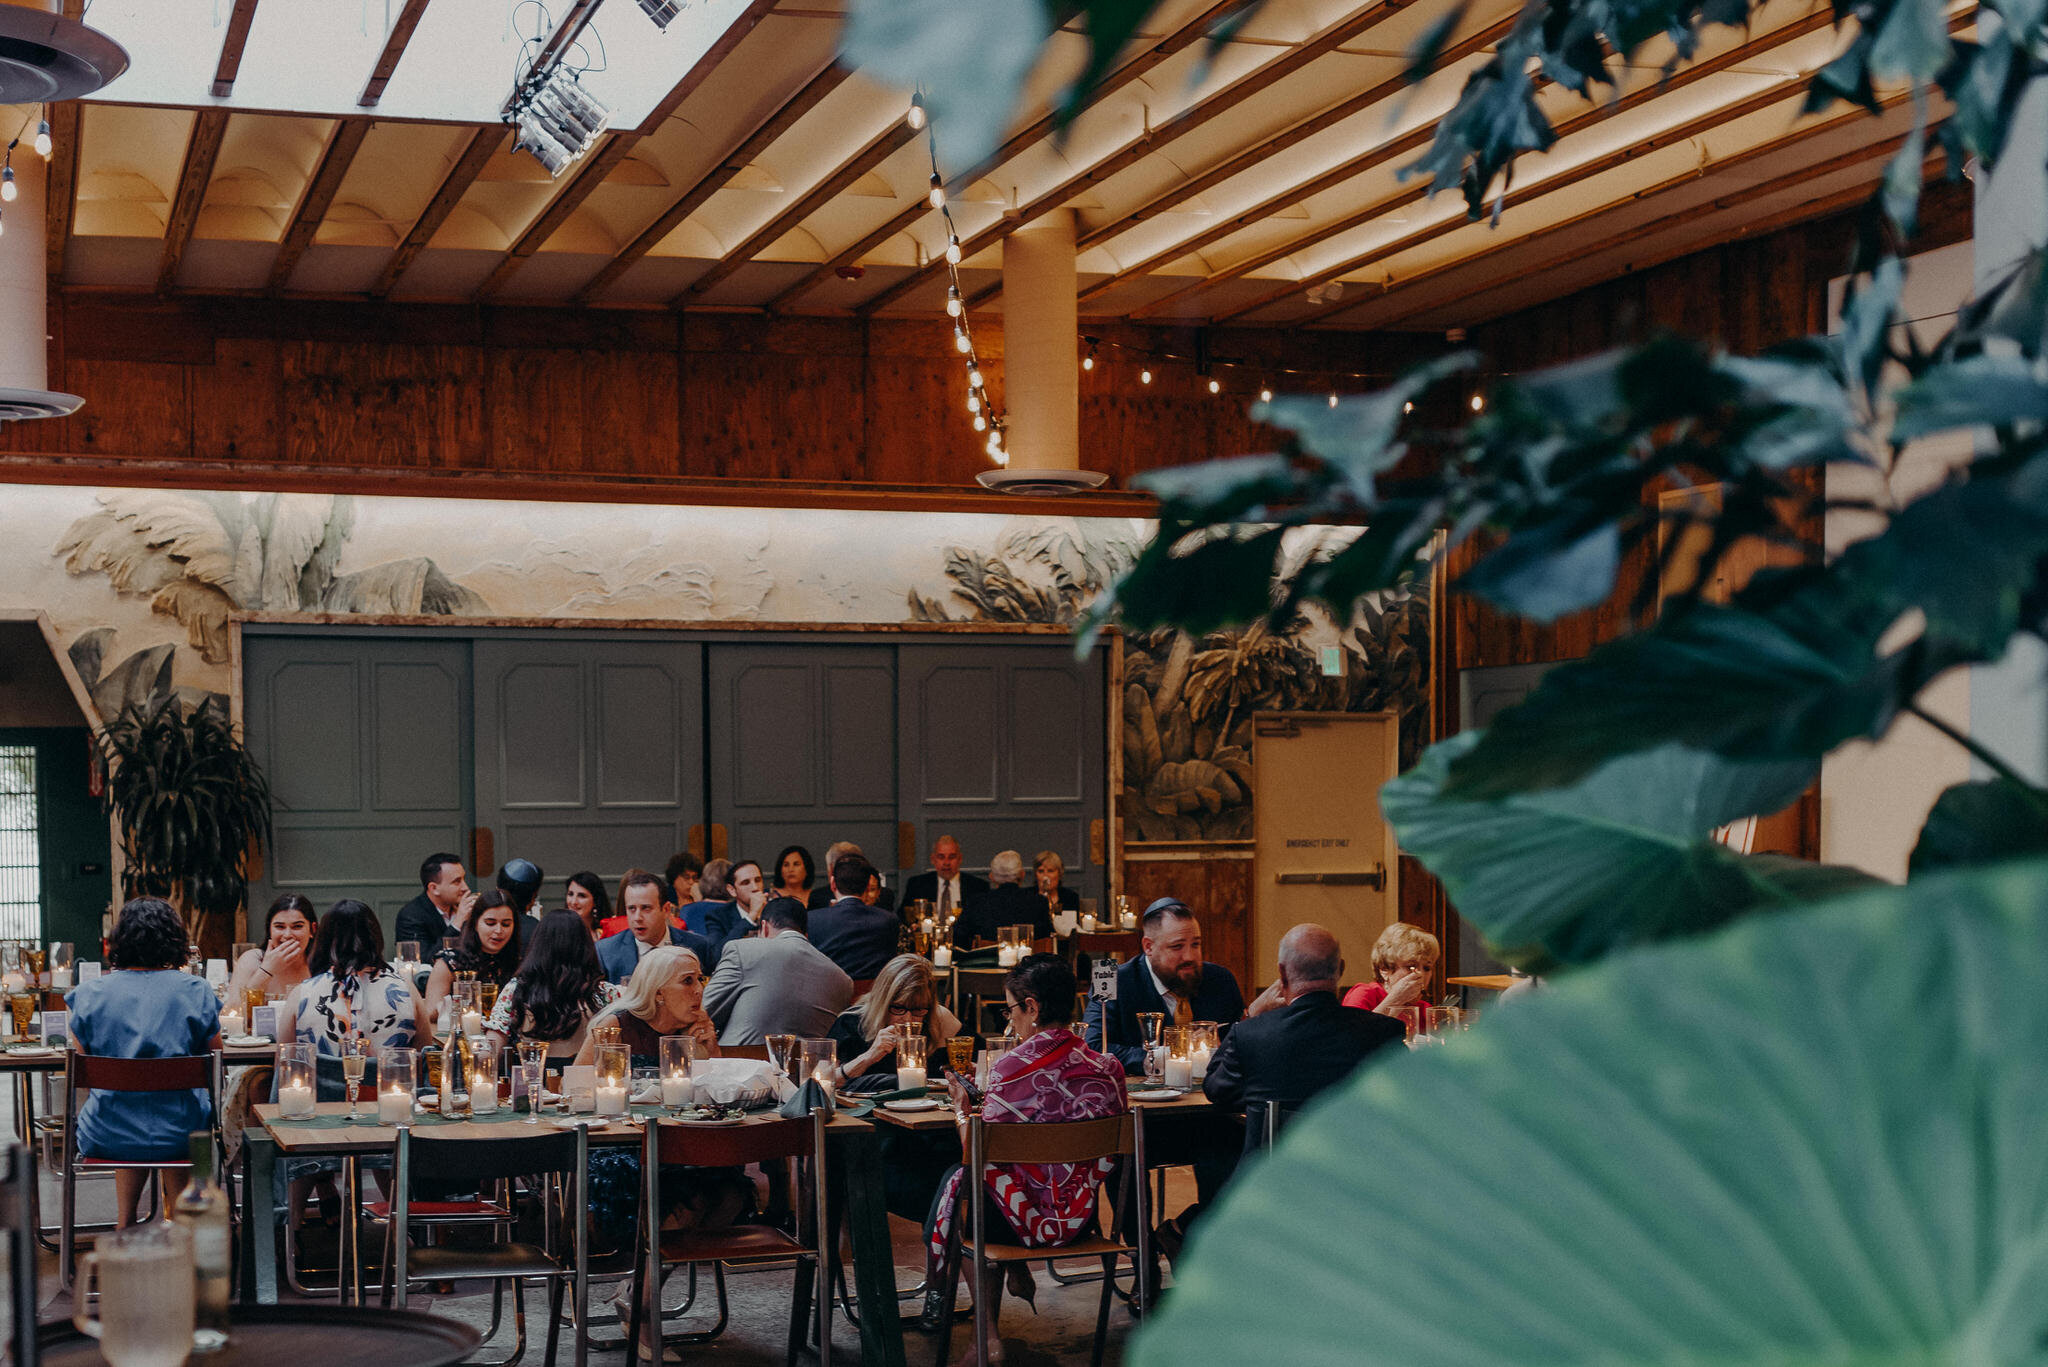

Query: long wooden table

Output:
[239, 1099, 908, 1367]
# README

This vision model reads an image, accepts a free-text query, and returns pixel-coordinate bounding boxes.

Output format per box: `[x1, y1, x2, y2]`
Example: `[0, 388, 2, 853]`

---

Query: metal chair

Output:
[58, 1051, 223, 1290]
[391, 1124, 590, 1367]
[2, 1143, 37, 1367]
[626, 1111, 831, 1364]
[933, 1111, 1148, 1367]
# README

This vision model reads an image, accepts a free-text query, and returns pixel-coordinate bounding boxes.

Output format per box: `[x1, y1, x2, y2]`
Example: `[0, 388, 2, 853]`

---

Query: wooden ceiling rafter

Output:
[571, 60, 853, 305]
[43, 102, 80, 282]
[759, 0, 1252, 312]
[358, 0, 434, 107]
[211, 0, 261, 98]
[155, 108, 230, 294]
[853, 0, 1414, 317]
[266, 117, 374, 293]
[1323, 116, 1926, 329]
[368, 124, 502, 297]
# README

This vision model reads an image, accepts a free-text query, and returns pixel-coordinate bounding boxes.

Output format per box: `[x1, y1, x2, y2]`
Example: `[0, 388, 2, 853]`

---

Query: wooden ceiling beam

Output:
[267, 117, 373, 293]
[211, 0, 261, 98]
[854, 0, 1409, 316]
[1322, 118, 1926, 330]
[358, 0, 433, 107]
[572, 61, 852, 305]
[43, 103, 80, 282]
[760, 0, 1255, 313]
[369, 125, 501, 298]
[156, 109, 230, 294]
[679, 118, 920, 303]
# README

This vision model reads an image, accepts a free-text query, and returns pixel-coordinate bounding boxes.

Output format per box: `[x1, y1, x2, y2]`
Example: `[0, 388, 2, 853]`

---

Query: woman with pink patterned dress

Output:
[928, 955, 1128, 1366]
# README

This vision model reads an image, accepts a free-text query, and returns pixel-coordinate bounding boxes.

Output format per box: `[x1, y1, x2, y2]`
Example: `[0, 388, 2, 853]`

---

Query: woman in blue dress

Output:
[66, 896, 222, 1227]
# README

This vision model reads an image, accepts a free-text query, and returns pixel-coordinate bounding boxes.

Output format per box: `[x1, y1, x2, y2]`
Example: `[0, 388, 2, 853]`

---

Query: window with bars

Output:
[0, 747, 40, 941]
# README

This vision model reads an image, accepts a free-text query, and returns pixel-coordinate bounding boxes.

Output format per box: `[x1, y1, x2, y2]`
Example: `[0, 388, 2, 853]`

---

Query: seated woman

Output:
[829, 954, 962, 1094]
[927, 955, 1128, 1366]
[66, 896, 222, 1227]
[224, 892, 315, 1012]
[485, 909, 619, 1063]
[771, 843, 815, 905]
[281, 900, 434, 1062]
[422, 889, 522, 1025]
[573, 944, 719, 1069]
[1032, 850, 1080, 920]
[562, 870, 609, 939]
[1341, 922, 1439, 1020]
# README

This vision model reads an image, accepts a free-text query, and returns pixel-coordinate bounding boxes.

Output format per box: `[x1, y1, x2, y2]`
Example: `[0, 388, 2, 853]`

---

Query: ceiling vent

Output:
[0, 4, 127, 104]
[975, 468, 1110, 496]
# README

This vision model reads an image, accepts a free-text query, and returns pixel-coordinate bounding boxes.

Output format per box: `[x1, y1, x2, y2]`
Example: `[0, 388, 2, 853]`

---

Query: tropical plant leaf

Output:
[840, 0, 1053, 168]
[1133, 855, 2048, 1366]
[1909, 777, 2048, 873]
[1384, 732, 1857, 967]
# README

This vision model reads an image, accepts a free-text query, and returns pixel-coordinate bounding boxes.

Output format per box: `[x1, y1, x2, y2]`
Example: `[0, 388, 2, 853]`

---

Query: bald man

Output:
[1202, 923, 1406, 1158]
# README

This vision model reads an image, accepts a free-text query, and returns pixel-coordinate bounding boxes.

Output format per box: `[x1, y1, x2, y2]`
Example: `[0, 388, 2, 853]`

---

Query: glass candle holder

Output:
[275, 1045, 316, 1118]
[895, 1033, 930, 1093]
[1162, 1026, 1194, 1089]
[469, 1044, 503, 1114]
[1190, 1022, 1219, 1081]
[659, 1035, 696, 1112]
[593, 1043, 629, 1116]
[799, 1037, 838, 1103]
[378, 1046, 416, 1124]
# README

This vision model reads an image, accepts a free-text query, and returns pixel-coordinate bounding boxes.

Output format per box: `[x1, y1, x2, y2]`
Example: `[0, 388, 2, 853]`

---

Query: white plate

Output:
[1130, 1089, 1188, 1103]
[669, 1112, 745, 1126]
[225, 1035, 272, 1047]
[548, 1114, 637, 1129]
[4, 1046, 59, 1058]
[882, 1098, 944, 1113]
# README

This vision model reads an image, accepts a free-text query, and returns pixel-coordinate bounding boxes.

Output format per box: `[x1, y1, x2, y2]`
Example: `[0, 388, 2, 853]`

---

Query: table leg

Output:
[341, 1155, 360, 1307]
[834, 1127, 906, 1367]
[240, 1131, 279, 1305]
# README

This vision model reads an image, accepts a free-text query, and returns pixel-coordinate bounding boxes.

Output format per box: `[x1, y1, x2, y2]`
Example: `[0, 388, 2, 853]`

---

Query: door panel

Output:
[474, 640, 702, 891]
[245, 636, 471, 937]
[709, 645, 898, 889]
[898, 644, 1106, 900]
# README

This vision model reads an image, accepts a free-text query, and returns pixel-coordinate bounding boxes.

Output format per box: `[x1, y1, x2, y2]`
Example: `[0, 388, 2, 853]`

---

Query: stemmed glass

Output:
[340, 1035, 369, 1121]
[1136, 1011, 1166, 1084]
[765, 1033, 799, 1082]
[518, 1040, 547, 1125]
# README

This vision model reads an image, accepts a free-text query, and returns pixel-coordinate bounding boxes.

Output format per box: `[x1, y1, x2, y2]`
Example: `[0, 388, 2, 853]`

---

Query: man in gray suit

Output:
[703, 897, 853, 1046]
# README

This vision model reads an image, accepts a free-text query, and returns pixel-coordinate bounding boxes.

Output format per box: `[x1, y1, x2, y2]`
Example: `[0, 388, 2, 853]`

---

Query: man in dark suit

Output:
[394, 852, 473, 951]
[596, 870, 713, 985]
[1203, 923, 1406, 1157]
[951, 849, 1053, 945]
[898, 834, 987, 922]
[678, 858, 737, 941]
[804, 841, 896, 912]
[1084, 896, 1255, 1073]
[703, 858, 766, 955]
[808, 853, 898, 981]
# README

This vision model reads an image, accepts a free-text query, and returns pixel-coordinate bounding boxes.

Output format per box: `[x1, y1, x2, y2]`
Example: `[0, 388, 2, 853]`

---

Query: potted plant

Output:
[96, 695, 272, 955]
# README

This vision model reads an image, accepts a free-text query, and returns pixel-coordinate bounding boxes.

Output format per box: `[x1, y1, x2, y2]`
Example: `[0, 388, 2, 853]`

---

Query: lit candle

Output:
[595, 1084, 627, 1116]
[997, 945, 1018, 967]
[811, 1065, 837, 1104]
[0, 971, 23, 993]
[932, 945, 952, 968]
[1163, 1054, 1193, 1089]
[219, 1010, 244, 1039]
[662, 1071, 692, 1108]
[461, 1009, 484, 1038]
[896, 1065, 927, 1093]
[1080, 913, 1097, 933]
[378, 1086, 412, 1124]
[1190, 1044, 1213, 1081]
[470, 1081, 498, 1115]
[279, 1083, 315, 1117]
[920, 917, 934, 933]
[1120, 912, 1137, 929]
[50, 967, 71, 991]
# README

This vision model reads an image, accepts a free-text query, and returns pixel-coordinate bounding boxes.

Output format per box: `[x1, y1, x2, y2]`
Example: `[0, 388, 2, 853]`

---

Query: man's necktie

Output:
[938, 881, 952, 918]
[1174, 996, 1193, 1029]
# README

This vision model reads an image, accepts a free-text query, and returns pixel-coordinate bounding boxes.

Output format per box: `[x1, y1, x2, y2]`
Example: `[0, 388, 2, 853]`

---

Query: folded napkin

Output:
[778, 1077, 836, 1118]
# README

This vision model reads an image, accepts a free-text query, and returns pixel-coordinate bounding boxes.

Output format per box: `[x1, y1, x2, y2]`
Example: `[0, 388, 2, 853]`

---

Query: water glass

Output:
[521, 1059, 546, 1124]
[798, 1038, 837, 1100]
[659, 1036, 696, 1113]
[72, 1221, 195, 1367]
[765, 1033, 799, 1081]
[469, 1046, 503, 1115]
[340, 1036, 369, 1120]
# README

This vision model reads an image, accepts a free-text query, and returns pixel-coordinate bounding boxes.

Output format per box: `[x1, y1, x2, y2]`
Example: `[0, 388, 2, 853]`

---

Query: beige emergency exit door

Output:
[1252, 712, 1401, 983]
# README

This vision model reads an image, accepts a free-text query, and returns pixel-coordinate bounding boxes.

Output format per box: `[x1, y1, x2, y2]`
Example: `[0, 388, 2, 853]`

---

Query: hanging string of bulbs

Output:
[1079, 333, 1489, 412]
[907, 92, 1008, 467]
[0, 106, 54, 238]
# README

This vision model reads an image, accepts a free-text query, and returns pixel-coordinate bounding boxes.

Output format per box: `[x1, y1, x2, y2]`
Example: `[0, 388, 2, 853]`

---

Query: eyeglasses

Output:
[888, 1002, 930, 1017]
[1003, 998, 1031, 1017]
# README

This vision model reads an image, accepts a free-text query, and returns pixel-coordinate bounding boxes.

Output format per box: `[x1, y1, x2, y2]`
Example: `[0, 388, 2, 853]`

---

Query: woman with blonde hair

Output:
[1342, 922, 1440, 1016]
[828, 954, 962, 1093]
[1031, 849, 1080, 918]
[571, 944, 718, 1068]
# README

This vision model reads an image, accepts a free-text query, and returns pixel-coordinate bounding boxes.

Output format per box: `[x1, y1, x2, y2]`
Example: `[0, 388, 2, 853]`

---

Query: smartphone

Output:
[943, 1066, 982, 1109]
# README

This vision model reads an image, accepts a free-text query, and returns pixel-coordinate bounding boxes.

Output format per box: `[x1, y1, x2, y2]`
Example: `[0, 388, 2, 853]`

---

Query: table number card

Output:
[250, 1005, 278, 1039]
[40, 1011, 66, 1045]
[76, 963, 101, 983]
[1091, 961, 1117, 1001]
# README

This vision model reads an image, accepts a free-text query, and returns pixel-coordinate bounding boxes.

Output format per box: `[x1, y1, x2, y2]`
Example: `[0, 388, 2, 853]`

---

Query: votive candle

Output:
[662, 1072, 692, 1108]
[1163, 1055, 1193, 1089]
[896, 1065, 927, 1092]
[595, 1084, 627, 1116]
[378, 1086, 412, 1124]
[932, 945, 952, 968]
[279, 1083, 315, 1117]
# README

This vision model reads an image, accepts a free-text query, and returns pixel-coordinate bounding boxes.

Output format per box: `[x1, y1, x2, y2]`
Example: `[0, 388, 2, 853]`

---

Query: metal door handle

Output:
[1274, 865, 1385, 890]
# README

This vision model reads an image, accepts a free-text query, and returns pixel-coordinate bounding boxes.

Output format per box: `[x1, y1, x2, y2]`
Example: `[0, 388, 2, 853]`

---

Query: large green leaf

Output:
[1909, 777, 2048, 873]
[1385, 732, 1865, 966]
[1132, 855, 2048, 1366]
[840, 0, 1053, 168]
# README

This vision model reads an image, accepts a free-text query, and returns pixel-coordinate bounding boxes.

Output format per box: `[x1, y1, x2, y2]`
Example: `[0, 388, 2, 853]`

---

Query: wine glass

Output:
[340, 1037, 369, 1121]
[1137, 1011, 1166, 1084]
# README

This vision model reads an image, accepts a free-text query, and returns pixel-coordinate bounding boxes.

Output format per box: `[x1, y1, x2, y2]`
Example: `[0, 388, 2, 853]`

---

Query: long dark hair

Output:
[262, 892, 315, 940]
[308, 900, 386, 978]
[507, 909, 608, 1042]
[107, 896, 187, 970]
[773, 844, 814, 894]
[565, 870, 609, 927]
[455, 889, 524, 985]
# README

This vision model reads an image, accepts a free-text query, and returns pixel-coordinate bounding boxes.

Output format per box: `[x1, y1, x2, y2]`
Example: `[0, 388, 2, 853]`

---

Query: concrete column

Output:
[1000, 209, 1079, 470]
[1967, 70, 2048, 783]
[0, 131, 47, 391]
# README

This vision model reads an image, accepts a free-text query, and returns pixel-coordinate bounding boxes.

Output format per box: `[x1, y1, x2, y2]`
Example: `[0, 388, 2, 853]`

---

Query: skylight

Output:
[80, 0, 754, 128]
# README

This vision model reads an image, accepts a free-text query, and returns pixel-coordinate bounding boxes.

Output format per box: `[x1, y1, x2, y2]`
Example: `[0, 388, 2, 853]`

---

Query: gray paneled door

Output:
[472, 639, 704, 888]
[897, 643, 1105, 901]
[707, 644, 899, 887]
[244, 635, 472, 930]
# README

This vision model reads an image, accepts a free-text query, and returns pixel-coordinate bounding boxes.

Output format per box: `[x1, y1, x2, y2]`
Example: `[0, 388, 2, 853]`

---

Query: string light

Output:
[1141, 369, 1153, 385]
[906, 93, 927, 131]
[1259, 387, 1273, 402]
[945, 285, 963, 317]
[945, 234, 962, 265]
[1329, 393, 1339, 407]
[0, 163, 13, 204]
[34, 119, 50, 160]
[1207, 378, 1221, 394]
[1404, 401, 1414, 414]
[1471, 393, 1485, 412]
[916, 110, 1006, 463]
[928, 173, 946, 210]
[954, 328, 971, 354]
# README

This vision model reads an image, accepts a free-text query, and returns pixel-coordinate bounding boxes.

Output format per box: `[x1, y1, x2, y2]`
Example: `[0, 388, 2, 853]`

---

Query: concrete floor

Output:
[29, 1151, 1190, 1365]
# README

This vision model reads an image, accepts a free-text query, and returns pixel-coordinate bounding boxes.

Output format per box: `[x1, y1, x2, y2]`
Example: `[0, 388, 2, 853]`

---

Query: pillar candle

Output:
[50, 967, 71, 991]
[461, 1009, 484, 1038]
[932, 945, 952, 968]
[1080, 913, 1097, 932]
[1190, 1044, 1213, 1081]
[378, 1087, 412, 1124]
[219, 1010, 244, 1039]
[595, 1084, 627, 1116]
[662, 1072, 692, 1108]
[896, 1066, 927, 1093]
[279, 1083, 314, 1117]
[1163, 1055, 1193, 1089]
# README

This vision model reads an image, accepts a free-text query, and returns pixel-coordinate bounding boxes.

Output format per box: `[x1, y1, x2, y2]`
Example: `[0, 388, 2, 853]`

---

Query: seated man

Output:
[806, 840, 896, 912]
[677, 857, 737, 947]
[704, 858, 767, 954]
[951, 849, 1053, 946]
[808, 853, 899, 981]
[1203, 923, 1405, 1156]
[1084, 897, 1251, 1072]
[703, 898, 853, 1044]
[595, 871, 713, 986]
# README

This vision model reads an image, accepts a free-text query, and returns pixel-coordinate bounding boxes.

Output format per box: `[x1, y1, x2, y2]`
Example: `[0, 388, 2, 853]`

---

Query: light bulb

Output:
[1081, 354, 1094, 372]
[1404, 401, 1414, 414]
[1470, 394, 1485, 412]
[928, 174, 945, 209]
[945, 235, 962, 265]
[0, 216, 7, 239]
[34, 121, 50, 159]
[967, 367, 983, 388]
[1140, 369, 1152, 385]
[906, 94, 927, 131]
[945, 286, 963, 318]
[1, 167, 14, 203]
[1259, 388, 1273, 403]
[973, 414, 987, 431]
[954, 329, 970, 354]
[1207, 378, 1220, 395]
[1328, 393, 1339, 408]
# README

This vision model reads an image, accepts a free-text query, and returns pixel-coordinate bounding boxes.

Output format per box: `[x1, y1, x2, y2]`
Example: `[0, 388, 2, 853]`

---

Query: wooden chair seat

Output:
[406, 1240, 562, 1281]
[655, 1222, 806, 1264]
[975, 1233, 1129, 1264]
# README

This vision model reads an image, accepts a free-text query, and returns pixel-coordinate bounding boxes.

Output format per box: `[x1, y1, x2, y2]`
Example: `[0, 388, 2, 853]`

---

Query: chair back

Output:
[719, 1043, 770, 1062]
[849, 978, 875, 999]
[68, 1053, 215, 1094]
[400, 1127, 579, 1184]
[1, 1145, 35, 1367]
[977, 1112, 1135, 1166]
[651, 1113, 817, 1168]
